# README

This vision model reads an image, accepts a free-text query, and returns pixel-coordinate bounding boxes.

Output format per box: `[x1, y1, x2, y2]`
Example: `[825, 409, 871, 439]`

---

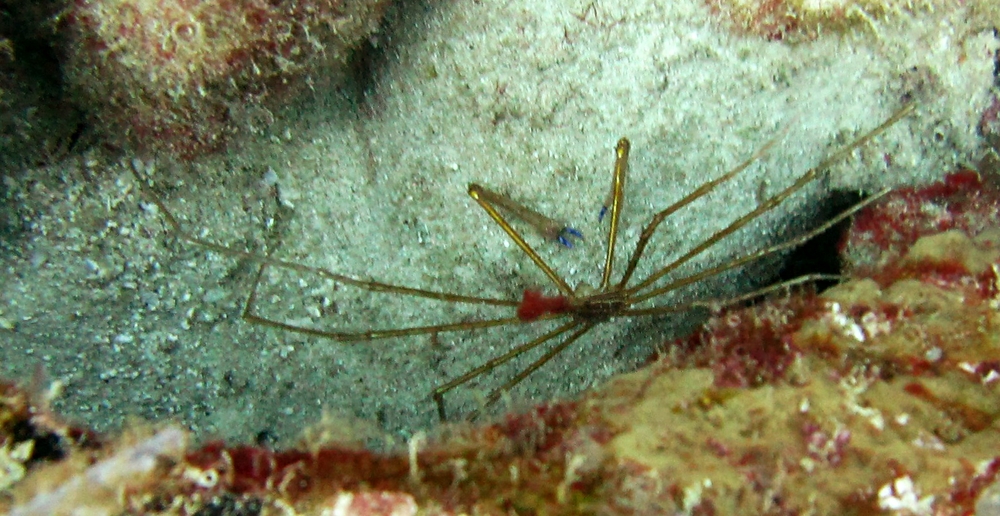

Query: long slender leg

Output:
[161, 223, 519, 307]
[458, 321, 596, 421]
[599, 138, 630, 291]
[629, 187, 890, 304]
[621, 273, 842, 317]
[432, 318, 583, 420]
[440, 140, 625, 420]
[471, 184, 583, 248]
[625, 103, 914, 297]
[469, 184, 575, 296]
[480, 321, 595, 409]
[242, 262, 532, 341]
[616, 132, 786, 289]
[132, 171, 529, 339]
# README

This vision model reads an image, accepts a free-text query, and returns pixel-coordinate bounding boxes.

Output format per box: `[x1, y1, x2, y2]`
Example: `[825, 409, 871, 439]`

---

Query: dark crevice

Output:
[776, 189, 864, 291]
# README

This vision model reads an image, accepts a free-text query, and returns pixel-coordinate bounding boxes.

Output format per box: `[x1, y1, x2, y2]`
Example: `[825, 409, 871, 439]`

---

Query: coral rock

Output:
[705, 0, 996, 41]
[4, 171, 1000, 514]
[64, 0, 389, 157]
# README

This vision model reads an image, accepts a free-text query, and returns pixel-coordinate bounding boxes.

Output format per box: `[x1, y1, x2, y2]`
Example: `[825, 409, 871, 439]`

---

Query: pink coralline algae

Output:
[4, 171, 1000, 514]
[842, 169, 997, 274]
[63, 0, 389, 157]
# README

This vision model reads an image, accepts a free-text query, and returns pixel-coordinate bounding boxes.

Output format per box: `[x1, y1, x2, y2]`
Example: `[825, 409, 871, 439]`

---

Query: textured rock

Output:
[64, 0, 389, 156]
[706, 0, 1000, 41]
[3, 171, 1000, 514]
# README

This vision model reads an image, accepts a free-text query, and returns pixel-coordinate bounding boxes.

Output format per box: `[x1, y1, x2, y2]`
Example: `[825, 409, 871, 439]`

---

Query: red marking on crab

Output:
[517, 289, 571, 321]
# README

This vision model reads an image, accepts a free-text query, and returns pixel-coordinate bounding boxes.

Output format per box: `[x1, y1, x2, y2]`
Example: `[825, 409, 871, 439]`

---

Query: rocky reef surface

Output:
[3, 170, 1000, 514]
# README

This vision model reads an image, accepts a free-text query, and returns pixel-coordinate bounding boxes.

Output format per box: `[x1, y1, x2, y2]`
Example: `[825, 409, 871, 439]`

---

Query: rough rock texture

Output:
[0, 0, 82, 172]
[3, 171, 1000, 514]
[608, 170, 1000, 513]
[63, 0, 389, 156]
[2, 0, 998, 466]
[707, 0, 1000, 41]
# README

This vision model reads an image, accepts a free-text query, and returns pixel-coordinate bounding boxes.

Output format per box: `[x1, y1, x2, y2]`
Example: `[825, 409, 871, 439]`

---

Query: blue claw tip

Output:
[557, 227, 583, 248]
[598, 206, 609, 222]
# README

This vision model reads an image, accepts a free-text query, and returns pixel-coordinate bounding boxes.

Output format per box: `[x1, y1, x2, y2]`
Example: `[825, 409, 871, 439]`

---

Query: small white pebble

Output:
[877, 476, 935, 514]
[140, 291, 160, 310]
[139, 201, 159, 215]
[30, 252, 48, 268]
[262, 167, 279, 186]
[84, 259, 101, 274]
[202, 288, 226, 304]
[958, 362, 977, 374]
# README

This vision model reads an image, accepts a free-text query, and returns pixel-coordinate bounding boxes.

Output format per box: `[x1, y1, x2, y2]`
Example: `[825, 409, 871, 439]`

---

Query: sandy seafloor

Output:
[0, 0, 997, 447]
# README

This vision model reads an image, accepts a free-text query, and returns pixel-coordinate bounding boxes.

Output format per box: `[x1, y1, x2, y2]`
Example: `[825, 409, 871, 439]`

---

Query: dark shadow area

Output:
[776, 189, 864, 290]
[345, 0, 436, 112]
[0, 0, 85, 174]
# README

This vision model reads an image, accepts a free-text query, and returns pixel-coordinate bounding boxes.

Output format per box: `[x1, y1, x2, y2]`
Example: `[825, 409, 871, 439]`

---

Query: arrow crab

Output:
[132, 103, 913, 421]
